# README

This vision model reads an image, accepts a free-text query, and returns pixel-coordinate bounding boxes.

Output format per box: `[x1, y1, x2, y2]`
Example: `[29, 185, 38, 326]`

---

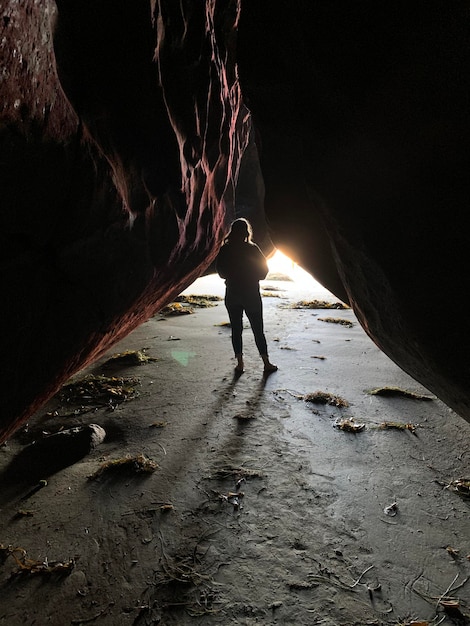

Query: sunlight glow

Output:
[266, 249, 316, 288]
[182, 248, 334, 300]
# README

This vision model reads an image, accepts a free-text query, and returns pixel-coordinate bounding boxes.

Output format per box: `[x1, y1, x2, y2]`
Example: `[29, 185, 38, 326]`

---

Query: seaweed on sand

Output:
[261, 290, 283, 297]
[174, 294, 222, 307]
[276, 388, 350, 408]
[88, 454, 158, 480]
[160, 294, 222, 316]
[318, 316, 354, 328]
[379, 421, 418, 433]
[290, 300, 348, 310]
[58, 374, 140, 407]
[367, 386, 434, 400]
[160, 302, 194, 315]
[0, 544, 75, 578]
[153, 532, 223, 618]
[446, 478, 470, 499]
[303, 391, 349, 408]
[260, 284, 285, 292]
[265, 272, 293, 282]
[334, 418, 365, 433]
[103, 349, 157, 367]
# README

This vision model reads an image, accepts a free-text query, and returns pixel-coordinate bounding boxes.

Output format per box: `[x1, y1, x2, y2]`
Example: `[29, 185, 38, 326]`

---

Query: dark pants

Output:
[225, 289, 268, 356]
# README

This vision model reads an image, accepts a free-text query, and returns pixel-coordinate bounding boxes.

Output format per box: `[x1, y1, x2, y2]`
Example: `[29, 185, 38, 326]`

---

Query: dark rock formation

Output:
[0, 1, 250, 441]
[1, 0, 470, 442]
[0, 424, 106, 505]
[237, 0, 470, 421]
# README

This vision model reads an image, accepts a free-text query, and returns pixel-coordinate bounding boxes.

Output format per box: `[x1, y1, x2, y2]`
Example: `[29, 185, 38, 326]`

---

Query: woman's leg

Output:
[225, 297, 244, 361]
[244, 297, 268, 356]
[245, 296, 277, 372]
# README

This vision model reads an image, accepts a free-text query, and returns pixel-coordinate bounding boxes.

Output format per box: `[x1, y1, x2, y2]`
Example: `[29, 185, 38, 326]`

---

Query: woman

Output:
[216, 218, 278, 374]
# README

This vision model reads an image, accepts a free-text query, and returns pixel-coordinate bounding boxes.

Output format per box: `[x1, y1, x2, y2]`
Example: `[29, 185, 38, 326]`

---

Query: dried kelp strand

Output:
[334, 418, 365, 433]
[260, 285, 285, 292]
[446, 546, 460, 558]
[160, 302, 194, 315]
[446, 478, 470, 498]
[0, 544, 75, 577]
[303, 391, 349, 407]
[88, 454, 158, 480]
[379, 421, 418, 433]
[13, 510, 34, 519]
[318, 316, 354, 327]
[265, 272, 293, 281]
[103, 350, 157, 366]
[289, 300, 348, 310]
[58, 374, 140, 406]
[367, 386, 434, 400]
[261, 291, 282, 298]
[174, 294, 222, 307]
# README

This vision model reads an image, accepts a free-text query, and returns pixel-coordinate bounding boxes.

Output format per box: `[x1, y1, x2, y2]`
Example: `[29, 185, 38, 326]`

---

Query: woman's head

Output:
[226, 218, 253, 244]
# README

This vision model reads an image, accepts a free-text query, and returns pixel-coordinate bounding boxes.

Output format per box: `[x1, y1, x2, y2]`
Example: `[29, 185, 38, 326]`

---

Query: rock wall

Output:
[0, 0, 246, 442]
[237, 0, 470, 421]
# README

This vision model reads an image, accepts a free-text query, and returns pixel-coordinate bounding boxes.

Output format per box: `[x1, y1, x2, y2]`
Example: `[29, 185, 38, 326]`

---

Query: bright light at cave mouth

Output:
[266, 249, 317, 289]
[182, 248, 329, 297]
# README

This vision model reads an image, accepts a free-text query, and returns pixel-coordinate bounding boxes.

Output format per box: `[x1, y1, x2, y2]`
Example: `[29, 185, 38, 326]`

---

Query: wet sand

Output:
[0, 272, 469, 625]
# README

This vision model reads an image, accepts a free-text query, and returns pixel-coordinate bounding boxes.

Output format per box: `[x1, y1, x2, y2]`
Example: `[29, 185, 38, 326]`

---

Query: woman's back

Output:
[216, 241, 268, 292]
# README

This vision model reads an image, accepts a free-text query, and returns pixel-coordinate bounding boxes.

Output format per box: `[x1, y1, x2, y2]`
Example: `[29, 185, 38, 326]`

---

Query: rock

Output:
[0, 1, 248, 441]
[237, 0, 470, 421]
[2, 424, 106, 485]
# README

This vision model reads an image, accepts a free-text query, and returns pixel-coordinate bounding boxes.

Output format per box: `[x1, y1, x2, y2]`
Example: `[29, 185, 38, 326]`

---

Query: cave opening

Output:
[266, 249, 327, 293]
[180, 249, 334, 303]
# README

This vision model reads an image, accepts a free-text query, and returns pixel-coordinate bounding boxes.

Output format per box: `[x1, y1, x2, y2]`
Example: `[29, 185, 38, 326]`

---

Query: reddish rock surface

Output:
[0, 1, 248, 441]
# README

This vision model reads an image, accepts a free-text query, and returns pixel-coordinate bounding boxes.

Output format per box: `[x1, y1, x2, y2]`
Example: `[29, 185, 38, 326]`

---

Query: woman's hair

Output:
[225, 218, 253, 244]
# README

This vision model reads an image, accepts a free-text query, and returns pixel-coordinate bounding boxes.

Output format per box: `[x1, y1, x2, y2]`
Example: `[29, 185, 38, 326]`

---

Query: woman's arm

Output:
[252, 244, 269, 280]
[215, 245, 229, 279]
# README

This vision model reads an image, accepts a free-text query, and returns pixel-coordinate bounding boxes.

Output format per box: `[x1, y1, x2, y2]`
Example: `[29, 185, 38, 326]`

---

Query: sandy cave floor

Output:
[0, 272, 469, 626]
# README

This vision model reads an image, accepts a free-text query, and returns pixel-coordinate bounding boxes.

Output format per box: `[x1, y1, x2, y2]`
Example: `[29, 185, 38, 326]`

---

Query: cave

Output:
[1, 0, 470, 445]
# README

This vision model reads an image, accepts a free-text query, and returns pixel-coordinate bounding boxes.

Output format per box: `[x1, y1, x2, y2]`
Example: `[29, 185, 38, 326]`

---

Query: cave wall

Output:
[0, 0, 247, 442]
[237, 0, 470, 421]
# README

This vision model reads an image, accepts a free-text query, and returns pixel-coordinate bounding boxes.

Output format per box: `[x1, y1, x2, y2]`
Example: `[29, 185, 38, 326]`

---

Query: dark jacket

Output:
[216, 242, 268, 295]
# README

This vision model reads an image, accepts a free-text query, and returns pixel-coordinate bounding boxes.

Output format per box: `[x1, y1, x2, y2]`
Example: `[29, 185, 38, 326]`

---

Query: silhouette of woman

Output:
[216, 218, 278, 374]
